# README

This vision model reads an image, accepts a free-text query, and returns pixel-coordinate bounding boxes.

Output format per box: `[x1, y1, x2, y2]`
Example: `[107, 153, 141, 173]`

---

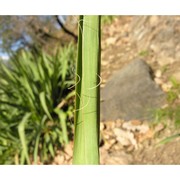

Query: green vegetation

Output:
[101, 16, 115, 25]
[0, 44, 76, 164]
[157, 133, 180, 147]
[167, 77, 180, 104]
[160, 65, 169, 74]
[154, 77, 180, 126]
[139, 50, 149, 57]
[73, 16, 101, 164]
[153, 76, 180, 144]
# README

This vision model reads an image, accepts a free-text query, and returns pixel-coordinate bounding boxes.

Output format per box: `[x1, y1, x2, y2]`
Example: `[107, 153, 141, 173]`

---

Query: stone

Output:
[100, 59, 166, 121]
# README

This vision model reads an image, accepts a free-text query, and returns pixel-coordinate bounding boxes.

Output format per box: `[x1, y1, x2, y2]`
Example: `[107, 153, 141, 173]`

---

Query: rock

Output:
[100, 59, 166, 121]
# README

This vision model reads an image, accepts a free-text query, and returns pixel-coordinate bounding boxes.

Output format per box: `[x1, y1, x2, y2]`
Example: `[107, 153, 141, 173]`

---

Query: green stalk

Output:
[73, 15, 101, 164]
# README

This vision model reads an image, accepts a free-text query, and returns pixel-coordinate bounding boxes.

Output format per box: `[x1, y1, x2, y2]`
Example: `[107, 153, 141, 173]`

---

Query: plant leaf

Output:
[39, 91, 53, 120]
[18, 113, 31, 165]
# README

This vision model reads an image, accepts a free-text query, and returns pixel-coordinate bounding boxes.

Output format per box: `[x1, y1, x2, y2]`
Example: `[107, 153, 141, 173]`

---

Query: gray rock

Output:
[100, 59, 166, 121]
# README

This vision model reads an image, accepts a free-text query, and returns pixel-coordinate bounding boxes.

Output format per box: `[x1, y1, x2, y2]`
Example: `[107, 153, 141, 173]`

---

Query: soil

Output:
[52, 16, 180, 165]
[99, 16, 180, 165]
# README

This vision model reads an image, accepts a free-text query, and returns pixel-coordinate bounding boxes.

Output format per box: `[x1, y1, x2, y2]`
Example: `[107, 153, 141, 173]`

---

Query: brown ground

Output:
[51, 16, 180, 165]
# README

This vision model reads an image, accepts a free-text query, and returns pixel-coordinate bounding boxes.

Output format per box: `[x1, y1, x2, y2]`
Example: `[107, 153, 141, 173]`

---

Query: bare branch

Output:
[55, 15, 78, 43]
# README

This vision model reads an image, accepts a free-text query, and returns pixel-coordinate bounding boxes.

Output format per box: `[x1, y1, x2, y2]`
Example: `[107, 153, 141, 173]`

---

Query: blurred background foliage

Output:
[0, 44, 76, 164]
[0, 15, 115, 164]
[0, 16, 78, 55]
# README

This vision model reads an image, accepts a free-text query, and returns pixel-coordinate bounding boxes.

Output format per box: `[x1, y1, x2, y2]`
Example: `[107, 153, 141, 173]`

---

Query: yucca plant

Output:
[0, 44, 76, 164]
[73, 16, 101, 164]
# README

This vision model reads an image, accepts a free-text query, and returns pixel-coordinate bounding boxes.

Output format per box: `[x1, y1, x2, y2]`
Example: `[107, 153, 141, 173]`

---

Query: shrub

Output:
[0, 44, 76, 164]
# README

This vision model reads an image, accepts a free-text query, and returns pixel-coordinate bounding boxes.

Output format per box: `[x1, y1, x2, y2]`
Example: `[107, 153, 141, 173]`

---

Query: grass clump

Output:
[101, 16, 115, 25]
[153, 76, 180, 144]
[154, 77, 180, 126]
[139, 50, 149, 57]
[0, 44, 76, 164]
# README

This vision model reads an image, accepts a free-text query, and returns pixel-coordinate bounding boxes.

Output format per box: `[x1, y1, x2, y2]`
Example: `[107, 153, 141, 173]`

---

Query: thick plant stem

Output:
[73, 16, 101, 164]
